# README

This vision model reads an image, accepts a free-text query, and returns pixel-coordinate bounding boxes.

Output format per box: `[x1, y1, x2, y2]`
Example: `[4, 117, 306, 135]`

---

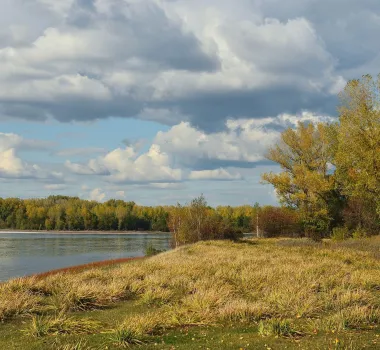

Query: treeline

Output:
[0, 194, 304, 239]
[0, 196, 168, 232]
[0, 195, 271, 233]
[262, 74, 380, 240]
[167, 196, 303, 246]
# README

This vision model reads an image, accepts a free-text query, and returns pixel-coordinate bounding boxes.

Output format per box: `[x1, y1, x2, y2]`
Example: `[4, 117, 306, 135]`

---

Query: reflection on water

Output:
[0, 232, 172, 281]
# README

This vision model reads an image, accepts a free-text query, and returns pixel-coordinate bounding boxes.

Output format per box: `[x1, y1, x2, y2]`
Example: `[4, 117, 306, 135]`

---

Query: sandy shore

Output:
[0, 229, 170, 235]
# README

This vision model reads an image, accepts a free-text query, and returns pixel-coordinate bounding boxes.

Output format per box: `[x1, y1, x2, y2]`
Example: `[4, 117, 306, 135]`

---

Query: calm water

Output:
[0, 232, 172, 281]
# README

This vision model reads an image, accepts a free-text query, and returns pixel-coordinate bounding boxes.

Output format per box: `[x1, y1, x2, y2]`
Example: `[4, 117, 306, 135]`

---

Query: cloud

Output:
[154, 112, 333, 169]
[2, 0, 376, 131]
[2, 0, 378, 205]
[148, 183, 185, 190]
[115, 190, 125, 198]
[0, 0, 218, 125]
[64, 112, 332, 185]
[189, 168, 242, 181]
[135, 108, 190, 126]
[89, 188, 106, 202]
[65, 159, 110, 175]
[65, 144, 183, 183]
[0, 133, 59, 179]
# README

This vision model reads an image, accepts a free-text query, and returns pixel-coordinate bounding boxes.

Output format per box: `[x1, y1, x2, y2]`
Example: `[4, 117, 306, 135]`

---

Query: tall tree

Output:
[262, 122, 342, 238]
[335, 74, 380, 216]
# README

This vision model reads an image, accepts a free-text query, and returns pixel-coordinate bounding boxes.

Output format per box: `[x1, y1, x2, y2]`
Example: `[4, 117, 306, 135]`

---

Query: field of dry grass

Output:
[0, 237, 379, 349]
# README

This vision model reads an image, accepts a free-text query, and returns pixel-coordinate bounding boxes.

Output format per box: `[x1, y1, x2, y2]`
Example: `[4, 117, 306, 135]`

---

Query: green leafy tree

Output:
[335, 74, 380, 216]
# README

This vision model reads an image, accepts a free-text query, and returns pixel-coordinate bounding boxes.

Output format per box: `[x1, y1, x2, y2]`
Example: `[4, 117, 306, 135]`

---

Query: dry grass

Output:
[1, 236, 379, 342]
[53, 340, 94, 350]
[25, 312, 101, 337]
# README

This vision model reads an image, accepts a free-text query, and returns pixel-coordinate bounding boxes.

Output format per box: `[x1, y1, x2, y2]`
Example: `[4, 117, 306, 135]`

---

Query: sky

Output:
[0, 0, 378, 206]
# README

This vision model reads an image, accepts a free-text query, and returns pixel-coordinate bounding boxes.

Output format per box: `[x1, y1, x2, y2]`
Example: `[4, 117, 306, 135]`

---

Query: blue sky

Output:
[0, 0, 376, 206]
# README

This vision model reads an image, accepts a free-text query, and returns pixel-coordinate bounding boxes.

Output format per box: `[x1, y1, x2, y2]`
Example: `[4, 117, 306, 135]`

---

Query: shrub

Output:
[259, 206, 302, 238]
[352, 226, 368, 239]
[331, 227, 351, 241]
[144, 243, 164, 257]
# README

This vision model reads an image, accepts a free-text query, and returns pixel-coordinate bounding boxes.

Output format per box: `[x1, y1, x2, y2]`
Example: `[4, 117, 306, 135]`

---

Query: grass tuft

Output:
[109, 328, 145, 348]
[258, 319, 304, 338]
[25, 312, 101, 337]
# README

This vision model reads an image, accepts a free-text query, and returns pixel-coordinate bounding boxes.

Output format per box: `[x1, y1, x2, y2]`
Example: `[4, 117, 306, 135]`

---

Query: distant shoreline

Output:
[0, 229, 170, 235]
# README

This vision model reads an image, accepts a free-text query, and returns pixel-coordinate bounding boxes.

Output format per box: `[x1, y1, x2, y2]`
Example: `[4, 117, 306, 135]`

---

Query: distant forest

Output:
[0, 195, 303, 237]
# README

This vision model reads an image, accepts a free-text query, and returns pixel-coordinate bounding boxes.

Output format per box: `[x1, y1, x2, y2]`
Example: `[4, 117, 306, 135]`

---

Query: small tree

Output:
[186, 194, 208, 241]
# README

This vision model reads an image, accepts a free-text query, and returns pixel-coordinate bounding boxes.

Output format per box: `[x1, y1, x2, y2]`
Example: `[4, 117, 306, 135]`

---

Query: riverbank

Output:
[30, 256, 145, 279]
[0, 229, 169, 235]
[0, 237, 379, 349]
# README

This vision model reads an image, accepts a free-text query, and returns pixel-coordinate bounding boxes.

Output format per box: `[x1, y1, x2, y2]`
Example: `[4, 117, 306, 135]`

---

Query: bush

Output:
[259, 206, 302, 238]
[168, 195, 243, 247]
[144, 243, 164, 257]
[331, 227, 351, 241]
[352, 226, 368, 239]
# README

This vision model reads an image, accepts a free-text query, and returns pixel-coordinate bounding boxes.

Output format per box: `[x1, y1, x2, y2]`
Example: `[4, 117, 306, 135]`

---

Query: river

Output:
[0, 232, 172, 281]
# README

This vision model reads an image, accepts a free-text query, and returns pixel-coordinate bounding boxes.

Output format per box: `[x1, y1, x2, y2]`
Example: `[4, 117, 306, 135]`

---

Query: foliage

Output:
[262, 73, 380, 238]
[0, 196, 259, 235]
[352, 226, 368, 239]
[342, 197, 379, 235]
[336, 74, 380, 214]
[258, 206, 302, 237]
[0, 196, 169, 232]
[331, 227, 351, 241]
[261, 122, 343, 239]
[167, 195, 243, 246]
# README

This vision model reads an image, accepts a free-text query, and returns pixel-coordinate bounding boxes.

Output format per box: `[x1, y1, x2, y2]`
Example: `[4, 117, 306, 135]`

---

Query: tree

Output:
[335, 74, 380, 216]
[167, 204, 184, 247]
[261, 122, 343, 238]
[187, 194, 208, 241]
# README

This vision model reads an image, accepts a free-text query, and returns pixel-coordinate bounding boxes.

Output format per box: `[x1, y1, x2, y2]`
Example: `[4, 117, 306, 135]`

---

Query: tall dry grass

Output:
[0, 237, 379, 338]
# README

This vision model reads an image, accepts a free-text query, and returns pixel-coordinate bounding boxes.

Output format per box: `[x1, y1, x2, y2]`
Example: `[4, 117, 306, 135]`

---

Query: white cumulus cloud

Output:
[89, 188, 106, 202]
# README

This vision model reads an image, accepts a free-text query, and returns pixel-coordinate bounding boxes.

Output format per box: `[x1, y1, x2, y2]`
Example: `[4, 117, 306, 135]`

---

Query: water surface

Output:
[0, 232, 172, 281]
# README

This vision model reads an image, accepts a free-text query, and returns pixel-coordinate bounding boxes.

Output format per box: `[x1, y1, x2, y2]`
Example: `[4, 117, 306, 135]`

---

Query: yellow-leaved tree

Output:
[261, 122, 343, 239]
[336, 74, 380, 216]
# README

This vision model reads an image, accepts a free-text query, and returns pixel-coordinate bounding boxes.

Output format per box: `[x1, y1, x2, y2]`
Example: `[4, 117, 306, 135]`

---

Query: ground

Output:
[0, 237, 379, 349]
